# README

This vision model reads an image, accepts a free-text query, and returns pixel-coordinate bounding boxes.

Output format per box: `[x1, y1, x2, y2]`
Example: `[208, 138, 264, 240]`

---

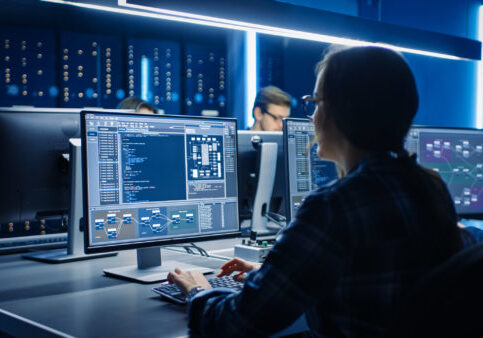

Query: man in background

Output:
[250, 86, 291, 131]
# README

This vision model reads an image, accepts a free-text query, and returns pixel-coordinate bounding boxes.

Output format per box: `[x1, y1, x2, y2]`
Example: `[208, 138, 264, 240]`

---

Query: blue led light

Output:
[7, 85, 19, 96]
[86, 88, 95, 99]
[116, 89, 125, 100]
[49, 86, 59, 97]
[194, 93, 203, 103]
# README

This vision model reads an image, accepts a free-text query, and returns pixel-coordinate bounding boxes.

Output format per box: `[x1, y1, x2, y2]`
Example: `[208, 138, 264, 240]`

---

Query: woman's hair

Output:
[317, 46, 419, 152]
[317, 46, 463, 259]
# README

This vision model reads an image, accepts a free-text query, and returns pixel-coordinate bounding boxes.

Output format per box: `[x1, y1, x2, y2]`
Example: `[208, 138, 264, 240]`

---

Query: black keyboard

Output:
[152, 275, 243, 304]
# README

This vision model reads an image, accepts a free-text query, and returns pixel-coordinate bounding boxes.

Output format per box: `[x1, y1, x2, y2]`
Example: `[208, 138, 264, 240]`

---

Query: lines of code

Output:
[121, 132, 186, 203]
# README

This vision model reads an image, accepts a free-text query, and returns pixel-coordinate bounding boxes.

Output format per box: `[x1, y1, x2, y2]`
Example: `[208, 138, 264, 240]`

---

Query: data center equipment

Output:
[0, 26, 57, 107]
[234, 239, 275, 263]
[60, 32, 123, 108]
[184, 43, 226, 117]
[82, 111, 240, 282]
[0, 108, 82, 252]
[283, 118, 339, 222]
[237, 131, 286, 234]
[405, 126, 483, 218]
[127, 38, 181, 115]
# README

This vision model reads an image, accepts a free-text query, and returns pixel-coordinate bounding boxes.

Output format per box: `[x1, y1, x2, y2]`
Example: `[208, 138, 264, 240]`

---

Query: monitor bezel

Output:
[283, 117, 312, 224]
[81, 110, 241, 254]
[408, 124, 483, 220]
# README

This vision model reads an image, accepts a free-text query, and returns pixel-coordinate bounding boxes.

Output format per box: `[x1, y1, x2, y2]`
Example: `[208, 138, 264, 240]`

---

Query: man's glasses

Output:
[262, 109, 284, 122]
[301, 95, 322, 121]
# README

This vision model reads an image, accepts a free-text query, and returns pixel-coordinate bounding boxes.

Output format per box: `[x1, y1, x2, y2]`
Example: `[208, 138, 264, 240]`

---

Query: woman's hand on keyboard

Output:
[167, 268, 212, 295]
[217, 258, 262, 282]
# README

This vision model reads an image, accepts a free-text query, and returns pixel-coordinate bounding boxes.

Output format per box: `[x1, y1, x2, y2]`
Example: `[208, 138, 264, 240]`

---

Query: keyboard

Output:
[152, 275, 243, 304]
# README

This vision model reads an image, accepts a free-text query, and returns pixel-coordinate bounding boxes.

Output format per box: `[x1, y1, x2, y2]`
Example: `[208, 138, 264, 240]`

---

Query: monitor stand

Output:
[23, 139, 116, 263]
[249, 142, 280, 236]
[104, 246, 214, 284]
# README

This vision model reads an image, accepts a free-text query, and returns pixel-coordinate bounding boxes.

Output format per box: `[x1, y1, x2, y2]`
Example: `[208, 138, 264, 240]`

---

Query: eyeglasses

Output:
[262, 109, 285, 122]
[301, 95, 322, 121]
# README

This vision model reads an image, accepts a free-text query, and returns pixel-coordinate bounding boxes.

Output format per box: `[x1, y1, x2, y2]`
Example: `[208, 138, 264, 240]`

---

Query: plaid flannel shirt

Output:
[188, 153, 463, 337]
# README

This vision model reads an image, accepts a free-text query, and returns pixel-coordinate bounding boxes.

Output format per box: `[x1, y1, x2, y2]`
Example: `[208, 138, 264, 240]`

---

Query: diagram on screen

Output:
[92, 205, 200, 241]
[168, 208, 198, 234]
[138, 207, 169, 237]
[420, 134, 483, 211]
[92, 209, 137, 241]
[187, 135, 224, 180]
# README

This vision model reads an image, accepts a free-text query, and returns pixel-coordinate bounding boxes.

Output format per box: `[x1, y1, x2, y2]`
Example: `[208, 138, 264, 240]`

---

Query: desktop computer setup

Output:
[82, 111, 240, 283]
[10, 110, 483, 287]
[0, 110, 339, 272]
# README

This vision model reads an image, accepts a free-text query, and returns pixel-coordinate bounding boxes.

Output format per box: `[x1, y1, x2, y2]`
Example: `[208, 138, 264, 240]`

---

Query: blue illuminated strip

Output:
[141, 56, 150, 102]
[245, 31, 257, 129]
[477, 6, 483, 129]
[42, 0, 470, 61]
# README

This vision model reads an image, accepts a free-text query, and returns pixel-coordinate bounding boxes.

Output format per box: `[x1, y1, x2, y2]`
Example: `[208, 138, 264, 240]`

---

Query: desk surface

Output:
[0, 238, 240, 338]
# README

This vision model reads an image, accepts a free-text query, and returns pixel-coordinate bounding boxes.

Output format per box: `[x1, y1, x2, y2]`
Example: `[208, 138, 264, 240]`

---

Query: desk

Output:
[0, 239, 239, 337]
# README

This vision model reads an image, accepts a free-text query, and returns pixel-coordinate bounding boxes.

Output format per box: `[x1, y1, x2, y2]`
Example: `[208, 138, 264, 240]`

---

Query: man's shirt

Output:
[188, 153, 463, 337]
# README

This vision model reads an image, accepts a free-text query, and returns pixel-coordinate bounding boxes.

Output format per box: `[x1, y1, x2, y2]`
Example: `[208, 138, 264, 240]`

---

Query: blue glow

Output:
[245, 31, 257, 128]
[194, 93, 203, 103]
[141, 56, 150, 102]
[49, 86, 59, 97]
[86, 88, 95, 99]
[116, 89, 126, 100]
[477, 6, 483, 128]
[7, 85, 19, 96]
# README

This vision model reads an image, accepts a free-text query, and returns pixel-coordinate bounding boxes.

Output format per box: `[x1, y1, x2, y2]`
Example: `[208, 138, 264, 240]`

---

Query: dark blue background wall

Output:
[275, 0, 481, 128]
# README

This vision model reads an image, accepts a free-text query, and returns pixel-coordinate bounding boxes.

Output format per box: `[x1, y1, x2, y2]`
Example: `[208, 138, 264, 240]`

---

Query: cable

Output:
[265, 213, 285, 228]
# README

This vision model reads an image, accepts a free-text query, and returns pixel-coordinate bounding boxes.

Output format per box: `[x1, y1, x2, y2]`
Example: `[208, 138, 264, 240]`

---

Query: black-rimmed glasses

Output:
[262, 109, 284, 122]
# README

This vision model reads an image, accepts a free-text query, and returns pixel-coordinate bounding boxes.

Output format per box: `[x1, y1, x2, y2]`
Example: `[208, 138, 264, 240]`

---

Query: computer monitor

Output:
[82, 110, 240, 282]
[405, 126, 483, 218]
[237, 131, 285, 233]
[0, 108, 81, 252]
[283, 118, 339, 222]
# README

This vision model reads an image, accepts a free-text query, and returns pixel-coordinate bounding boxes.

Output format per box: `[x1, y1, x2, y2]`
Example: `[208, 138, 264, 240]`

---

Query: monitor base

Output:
[104, 260, 214, 284]
[23, 248, 116, 263]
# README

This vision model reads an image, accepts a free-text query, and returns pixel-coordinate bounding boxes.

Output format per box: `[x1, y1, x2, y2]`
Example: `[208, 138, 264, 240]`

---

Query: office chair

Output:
[389, 242, 483, 338]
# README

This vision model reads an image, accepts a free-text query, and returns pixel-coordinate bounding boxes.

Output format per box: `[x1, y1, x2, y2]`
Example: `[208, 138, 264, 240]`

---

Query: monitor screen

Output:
[0, 108, 80, 248]
[405, 126, 483, 217]
[284, 118, 339, 222]
[82, 111, 240, 252]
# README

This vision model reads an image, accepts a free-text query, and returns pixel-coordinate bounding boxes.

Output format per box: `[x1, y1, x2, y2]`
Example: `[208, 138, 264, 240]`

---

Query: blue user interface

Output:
[285, 119, 339, 221]
[405, 127, 483, 215]
[84, 113, 239, 247]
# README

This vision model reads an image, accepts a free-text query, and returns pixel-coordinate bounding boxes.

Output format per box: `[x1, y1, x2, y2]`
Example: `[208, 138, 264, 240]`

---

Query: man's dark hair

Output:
[252, 86, 291, 116]
[118, 96, 158, 114]
[317, 46, 419, 152]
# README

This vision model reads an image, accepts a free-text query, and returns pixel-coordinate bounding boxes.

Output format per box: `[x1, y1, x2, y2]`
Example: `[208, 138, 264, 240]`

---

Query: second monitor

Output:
[284, 118, 339, 222]
[405, 126, 483, 219]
